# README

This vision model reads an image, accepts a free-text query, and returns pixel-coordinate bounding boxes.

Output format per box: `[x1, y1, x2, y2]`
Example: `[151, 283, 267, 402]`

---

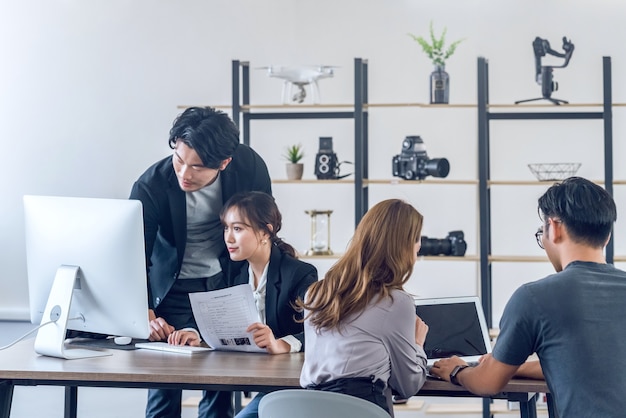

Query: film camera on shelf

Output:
[314, 137, 352, 180]
[418, 230, 467, 257]
[392, 136, 450, 181]
[515, 36, 575, 105]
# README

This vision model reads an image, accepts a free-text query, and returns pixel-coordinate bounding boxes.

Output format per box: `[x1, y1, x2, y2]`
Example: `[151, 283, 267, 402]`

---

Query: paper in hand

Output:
[189, 284, 265, 353]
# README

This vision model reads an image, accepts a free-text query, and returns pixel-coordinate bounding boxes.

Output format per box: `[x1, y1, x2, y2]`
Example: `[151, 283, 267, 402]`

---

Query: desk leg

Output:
[0, 381, 14, 418]
[64, 386, 78, 418]
[234, 391, 242, 414]
[546, 393, 559, 418]
[482, 398, 492, 418]
[518, 393, 537, 418]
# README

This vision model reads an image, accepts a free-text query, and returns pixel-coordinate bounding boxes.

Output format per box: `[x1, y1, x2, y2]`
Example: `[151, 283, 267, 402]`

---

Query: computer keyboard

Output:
[135, 342, 213, 354]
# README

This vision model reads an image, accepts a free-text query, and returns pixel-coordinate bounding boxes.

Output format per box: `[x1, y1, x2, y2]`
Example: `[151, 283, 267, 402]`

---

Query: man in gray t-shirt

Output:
[429, 177, 626, 417]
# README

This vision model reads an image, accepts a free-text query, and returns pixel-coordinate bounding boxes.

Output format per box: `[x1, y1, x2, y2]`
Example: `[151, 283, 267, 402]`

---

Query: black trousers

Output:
[146, 275, 233, 418]
[307, 376, 389, 415]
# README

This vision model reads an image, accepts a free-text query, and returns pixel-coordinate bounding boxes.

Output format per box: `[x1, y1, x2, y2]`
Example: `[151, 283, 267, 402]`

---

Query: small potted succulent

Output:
[409, 21, 465, 104]
[283, 143, 304, 180]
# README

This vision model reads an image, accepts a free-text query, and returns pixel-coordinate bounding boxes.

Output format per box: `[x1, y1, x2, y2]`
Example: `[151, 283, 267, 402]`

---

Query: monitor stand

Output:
[34, 265, 112, 359]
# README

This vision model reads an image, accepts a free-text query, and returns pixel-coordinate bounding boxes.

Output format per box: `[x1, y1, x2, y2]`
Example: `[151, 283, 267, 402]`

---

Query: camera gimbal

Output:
[515, 36, 575, 105]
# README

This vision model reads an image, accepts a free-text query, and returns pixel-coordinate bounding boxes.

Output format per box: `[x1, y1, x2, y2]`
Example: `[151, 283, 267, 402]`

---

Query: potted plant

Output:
[283, 143, 304, 180]
[409, 21, 465, 104]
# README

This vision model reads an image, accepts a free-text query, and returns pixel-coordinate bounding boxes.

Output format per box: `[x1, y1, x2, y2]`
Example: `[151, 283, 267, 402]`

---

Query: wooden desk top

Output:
[0, 339, 302, 390]
[0, 339, 548, 396]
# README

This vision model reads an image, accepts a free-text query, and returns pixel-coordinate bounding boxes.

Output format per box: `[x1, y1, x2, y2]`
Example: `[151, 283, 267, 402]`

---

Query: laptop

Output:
[414, 296, 492, 367]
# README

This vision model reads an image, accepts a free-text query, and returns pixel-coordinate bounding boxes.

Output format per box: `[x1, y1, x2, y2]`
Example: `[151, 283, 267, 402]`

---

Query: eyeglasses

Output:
[535, 226, 544, 249]
[535, 218, 562, 249]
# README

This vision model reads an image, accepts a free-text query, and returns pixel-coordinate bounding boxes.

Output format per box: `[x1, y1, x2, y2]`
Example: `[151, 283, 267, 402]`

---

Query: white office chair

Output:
[258, 389, 391, 418]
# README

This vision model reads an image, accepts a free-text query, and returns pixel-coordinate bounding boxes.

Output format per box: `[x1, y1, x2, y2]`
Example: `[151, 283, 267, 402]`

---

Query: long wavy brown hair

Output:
[297, 199, 423, 332]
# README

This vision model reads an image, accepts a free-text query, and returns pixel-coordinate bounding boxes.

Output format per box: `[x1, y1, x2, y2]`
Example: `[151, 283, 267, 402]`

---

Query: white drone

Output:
[259, 65, 337, 104]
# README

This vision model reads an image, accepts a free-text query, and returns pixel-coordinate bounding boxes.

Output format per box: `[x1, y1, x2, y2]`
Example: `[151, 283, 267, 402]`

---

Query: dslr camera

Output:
[315, 137, 351, 179]
[392, 135, 450, 180]
[418, 230, 467, 257]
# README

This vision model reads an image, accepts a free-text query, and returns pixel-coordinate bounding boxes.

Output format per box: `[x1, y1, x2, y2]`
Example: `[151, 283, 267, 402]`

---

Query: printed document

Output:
[189, 284, 265, 353]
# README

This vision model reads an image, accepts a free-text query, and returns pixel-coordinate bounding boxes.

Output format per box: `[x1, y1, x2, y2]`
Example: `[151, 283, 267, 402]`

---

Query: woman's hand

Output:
[247, 322, 290, 354]
[415, 315, 429, 347]
[167, 330, 201, 346]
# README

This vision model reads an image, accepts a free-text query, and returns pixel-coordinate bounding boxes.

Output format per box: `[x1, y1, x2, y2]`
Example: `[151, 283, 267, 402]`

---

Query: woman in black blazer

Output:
[169, 191, 317, 417]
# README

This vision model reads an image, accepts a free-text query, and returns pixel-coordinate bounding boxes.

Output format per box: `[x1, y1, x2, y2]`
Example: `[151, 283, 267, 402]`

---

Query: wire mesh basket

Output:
[527, 163, 581, 181]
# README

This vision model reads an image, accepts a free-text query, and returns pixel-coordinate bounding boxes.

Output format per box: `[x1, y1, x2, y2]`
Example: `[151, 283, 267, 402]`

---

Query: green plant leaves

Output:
[408, 21, 465, 67]
[283, 144, 304, 163]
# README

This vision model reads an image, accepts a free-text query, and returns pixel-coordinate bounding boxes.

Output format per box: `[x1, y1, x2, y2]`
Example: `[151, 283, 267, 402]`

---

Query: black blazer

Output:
[129, 144, 271, 309]
[228, 246, 318, 350]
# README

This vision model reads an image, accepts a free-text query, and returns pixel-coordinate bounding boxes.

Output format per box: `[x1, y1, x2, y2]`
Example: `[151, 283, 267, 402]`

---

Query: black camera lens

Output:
[417, 231, 467, 257]
[422, 158, 450, 178]
[392, 135, 450, 181]
[418, 237, 452, 256]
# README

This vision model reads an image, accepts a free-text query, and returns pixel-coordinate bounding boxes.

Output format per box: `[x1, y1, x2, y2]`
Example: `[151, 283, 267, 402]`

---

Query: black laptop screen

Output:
[415, 302, 488, 359]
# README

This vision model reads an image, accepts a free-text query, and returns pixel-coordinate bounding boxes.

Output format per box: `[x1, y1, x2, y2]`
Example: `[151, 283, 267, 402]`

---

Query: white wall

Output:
[1, 0, 625, 325]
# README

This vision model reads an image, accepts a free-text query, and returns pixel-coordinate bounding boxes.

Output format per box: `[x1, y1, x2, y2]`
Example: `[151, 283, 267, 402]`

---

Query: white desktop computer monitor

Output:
[24, 195, 151, 359]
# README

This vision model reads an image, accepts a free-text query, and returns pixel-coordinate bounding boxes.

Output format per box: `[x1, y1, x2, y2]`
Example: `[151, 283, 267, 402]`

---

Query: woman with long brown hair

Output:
[298, 199, 429, 415]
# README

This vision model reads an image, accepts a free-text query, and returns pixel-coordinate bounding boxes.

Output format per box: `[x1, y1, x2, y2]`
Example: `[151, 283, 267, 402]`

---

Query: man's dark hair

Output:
[168, 107, 240, 169]
[538, 176, 616, 247]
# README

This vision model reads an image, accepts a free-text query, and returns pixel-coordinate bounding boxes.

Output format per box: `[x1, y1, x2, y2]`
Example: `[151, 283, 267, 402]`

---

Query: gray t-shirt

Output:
[178, 180, 223, 279]
[493, 261, 626, 418]
[300, 288, 427, 400]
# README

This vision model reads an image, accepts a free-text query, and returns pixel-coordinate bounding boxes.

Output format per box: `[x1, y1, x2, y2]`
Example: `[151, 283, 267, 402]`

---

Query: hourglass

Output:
[305, 210, 333, 256]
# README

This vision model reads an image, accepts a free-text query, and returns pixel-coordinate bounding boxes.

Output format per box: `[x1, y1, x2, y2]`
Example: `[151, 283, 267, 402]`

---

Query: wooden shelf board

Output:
[177, 105, 231, 110]
[488, 179, 607, 186]
[242, 103, 354, 110]
[300, 254, 479, 261]
[367, 179, 478, 186]
[272, 179, 353, 184]
[489, 255, 549, 262]
[274, 179, 626, 186]
[178, 102, 626, 110]
[297, 253, 343, 260]
[420, 255, 480, 262]
[488, 102, 609, 109]
[366, 103, 476, 108]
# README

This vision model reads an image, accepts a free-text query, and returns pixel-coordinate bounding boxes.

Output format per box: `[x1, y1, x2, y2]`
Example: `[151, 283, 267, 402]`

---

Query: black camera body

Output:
[315, 137, 339, 179]
[418, 230, 467, 257]
[392, 136, 450, 181]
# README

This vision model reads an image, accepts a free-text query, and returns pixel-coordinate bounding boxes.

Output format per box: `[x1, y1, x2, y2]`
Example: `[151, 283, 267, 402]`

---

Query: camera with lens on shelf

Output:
[418, 230, 467, 257]
[314, 136, 352, 179]
[392, 135, 450, 181]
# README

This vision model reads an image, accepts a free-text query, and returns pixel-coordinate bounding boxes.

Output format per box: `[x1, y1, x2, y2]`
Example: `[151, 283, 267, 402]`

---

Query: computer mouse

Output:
[114, 336, 132, 345]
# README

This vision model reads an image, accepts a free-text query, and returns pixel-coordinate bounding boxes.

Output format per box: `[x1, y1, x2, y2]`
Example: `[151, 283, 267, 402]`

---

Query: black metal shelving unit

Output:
[477, 56, 614, 328]
[231, 59, 369, 227]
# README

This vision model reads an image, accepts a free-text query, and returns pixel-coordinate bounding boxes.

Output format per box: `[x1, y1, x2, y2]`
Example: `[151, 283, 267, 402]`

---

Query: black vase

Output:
[430, 65, 450, 104]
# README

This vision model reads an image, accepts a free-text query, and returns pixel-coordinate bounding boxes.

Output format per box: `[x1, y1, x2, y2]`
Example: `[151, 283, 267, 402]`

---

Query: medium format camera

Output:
[315, 137, 337, 179]
[418, 230, 467, 257]
[392, 136, 450, 180]
[314, 137, 351, 179]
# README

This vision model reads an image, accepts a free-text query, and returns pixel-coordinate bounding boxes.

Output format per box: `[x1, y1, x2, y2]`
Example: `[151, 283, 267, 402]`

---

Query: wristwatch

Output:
[449, 364, 469, 386]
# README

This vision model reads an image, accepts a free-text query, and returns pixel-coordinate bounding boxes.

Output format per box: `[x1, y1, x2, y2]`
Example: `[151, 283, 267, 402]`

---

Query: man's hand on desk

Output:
[168, 330, 201, 346]
[429, 356, 468, 382]
[430, 354, 522, 396]
[148, 309, 175, 341]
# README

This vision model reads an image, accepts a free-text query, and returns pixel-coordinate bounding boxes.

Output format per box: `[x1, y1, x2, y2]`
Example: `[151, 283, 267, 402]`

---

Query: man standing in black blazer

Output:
[130, 107, 271, 418]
